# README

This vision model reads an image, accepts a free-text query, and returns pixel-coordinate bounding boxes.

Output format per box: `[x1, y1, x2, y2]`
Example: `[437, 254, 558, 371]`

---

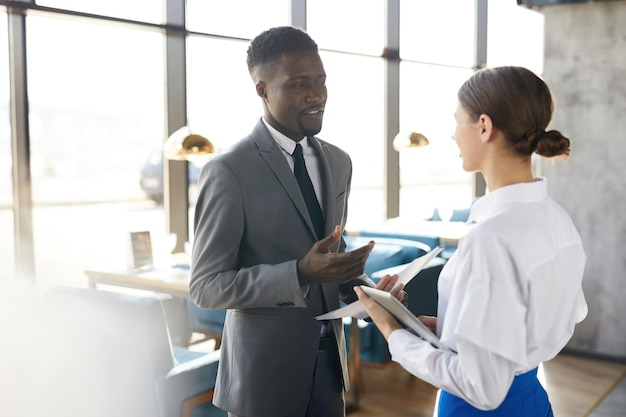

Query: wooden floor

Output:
[346, 354, 626, 417]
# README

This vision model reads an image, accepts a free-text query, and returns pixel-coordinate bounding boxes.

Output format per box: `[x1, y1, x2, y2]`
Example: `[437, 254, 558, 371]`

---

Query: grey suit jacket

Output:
[189, 119, 372, 416]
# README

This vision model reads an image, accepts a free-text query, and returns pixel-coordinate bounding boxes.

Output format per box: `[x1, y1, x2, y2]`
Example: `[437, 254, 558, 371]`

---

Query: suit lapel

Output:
[252, 120, 318, 240]
[252, 121, 343, 311]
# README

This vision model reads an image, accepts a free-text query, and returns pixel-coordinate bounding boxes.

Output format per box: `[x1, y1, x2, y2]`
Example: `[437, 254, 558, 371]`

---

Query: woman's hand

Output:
[354, 285, 404, 340]
[418, 315, 437, 334]
[374, 273, 408, 306]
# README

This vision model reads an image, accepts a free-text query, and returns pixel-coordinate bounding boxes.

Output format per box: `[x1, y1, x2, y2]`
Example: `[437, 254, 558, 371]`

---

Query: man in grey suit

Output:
[190, 26, 404, 417]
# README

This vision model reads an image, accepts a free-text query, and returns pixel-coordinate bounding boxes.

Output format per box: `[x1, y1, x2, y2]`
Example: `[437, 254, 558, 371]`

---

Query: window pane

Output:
[36, 0, 163, 24]
[26, 15, 167, 288]
[307, 0, 385, 56]
[400, 0, 475, 68]
[488, 0, 545, 74]
[187, 0, 289, 39]
[319, 52, 385, 229]
[187, 39, 386, 230]
[186, 36, 260, 152]
[0, 10, 15, 281]
[399, 62, 474, 219]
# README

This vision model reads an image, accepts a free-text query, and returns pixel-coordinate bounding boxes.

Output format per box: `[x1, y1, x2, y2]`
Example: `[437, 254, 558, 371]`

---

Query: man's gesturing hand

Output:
[297, 226, 374, 285]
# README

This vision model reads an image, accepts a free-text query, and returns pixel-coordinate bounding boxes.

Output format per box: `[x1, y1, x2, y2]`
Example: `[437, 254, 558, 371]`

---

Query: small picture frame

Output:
[129, 231, 153, 269]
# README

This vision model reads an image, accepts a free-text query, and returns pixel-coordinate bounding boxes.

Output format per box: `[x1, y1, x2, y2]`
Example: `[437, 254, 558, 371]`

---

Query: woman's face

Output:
[453, 101, 482, 173]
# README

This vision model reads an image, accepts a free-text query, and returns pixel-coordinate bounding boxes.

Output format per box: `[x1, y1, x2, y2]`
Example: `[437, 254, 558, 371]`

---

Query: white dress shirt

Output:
[388, 178, 587, 410]
[261, 118, 327, 329]
[261, 118, 324, 209]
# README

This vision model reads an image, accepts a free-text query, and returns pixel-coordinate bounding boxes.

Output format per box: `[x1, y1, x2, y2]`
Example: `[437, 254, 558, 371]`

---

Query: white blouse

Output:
[388, 178, 587, 410]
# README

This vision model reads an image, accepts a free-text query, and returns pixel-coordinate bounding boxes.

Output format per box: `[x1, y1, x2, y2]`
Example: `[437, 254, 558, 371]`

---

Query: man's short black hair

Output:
[246, 26, 318, 73]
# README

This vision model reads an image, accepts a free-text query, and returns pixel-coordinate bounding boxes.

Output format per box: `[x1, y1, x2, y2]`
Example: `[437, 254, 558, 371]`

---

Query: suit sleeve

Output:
[189, 159, 309, 310]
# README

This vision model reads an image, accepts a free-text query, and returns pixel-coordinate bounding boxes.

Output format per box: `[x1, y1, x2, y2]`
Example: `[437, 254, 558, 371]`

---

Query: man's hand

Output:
[297, 226, 373, 285]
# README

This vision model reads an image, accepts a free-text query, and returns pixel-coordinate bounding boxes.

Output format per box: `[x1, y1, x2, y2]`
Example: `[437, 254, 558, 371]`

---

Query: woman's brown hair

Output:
[458, 66, 570, 158]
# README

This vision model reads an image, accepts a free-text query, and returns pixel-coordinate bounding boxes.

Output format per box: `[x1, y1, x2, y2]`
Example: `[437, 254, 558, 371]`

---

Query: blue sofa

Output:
[348, 230, 440, 259]
[186, 234, 434, 347]
[344, 234, 432, 275]
[354, 200, 476, 261]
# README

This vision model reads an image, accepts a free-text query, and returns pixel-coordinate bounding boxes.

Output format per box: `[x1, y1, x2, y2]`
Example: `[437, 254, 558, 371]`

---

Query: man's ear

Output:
[255, 81, 267, 99]
[478, 114, 494, 144]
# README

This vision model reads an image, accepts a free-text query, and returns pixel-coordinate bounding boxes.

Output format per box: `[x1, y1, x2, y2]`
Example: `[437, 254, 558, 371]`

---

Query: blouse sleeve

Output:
[436, 233, 530, 364]
[386, 231, 536, 410]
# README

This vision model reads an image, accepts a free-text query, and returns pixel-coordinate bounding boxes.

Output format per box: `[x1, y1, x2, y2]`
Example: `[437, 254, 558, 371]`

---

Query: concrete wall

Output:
[539, 1, 626, 359]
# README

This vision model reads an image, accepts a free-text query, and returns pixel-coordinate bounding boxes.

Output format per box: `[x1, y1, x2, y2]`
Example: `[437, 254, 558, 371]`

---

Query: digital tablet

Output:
[360, 286, 454, 352]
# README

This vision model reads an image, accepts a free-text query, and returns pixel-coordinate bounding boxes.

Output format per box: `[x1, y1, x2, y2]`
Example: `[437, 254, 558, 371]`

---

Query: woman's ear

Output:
[478, 114, 494, 144]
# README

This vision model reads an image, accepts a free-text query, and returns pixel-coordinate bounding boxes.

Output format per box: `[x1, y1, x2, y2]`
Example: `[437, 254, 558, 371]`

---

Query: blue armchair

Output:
[41, 286, 226, 417]
[186, 299, 227, 348]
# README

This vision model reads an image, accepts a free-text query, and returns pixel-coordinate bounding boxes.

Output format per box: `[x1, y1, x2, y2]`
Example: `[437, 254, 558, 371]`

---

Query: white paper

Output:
[316, 245, 443, 320]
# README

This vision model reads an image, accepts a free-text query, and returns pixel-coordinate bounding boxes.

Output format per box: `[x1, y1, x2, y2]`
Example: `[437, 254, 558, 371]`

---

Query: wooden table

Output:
[85, 267, 190, 297]
[85, 267, 192, 345]
[382, 218, 473, 246]
[348, 219, 474, 258]
[86, 266, 367, 408]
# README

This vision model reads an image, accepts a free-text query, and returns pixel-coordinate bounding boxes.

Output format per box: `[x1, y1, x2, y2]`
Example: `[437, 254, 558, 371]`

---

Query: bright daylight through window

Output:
[0, 0, 543, 286]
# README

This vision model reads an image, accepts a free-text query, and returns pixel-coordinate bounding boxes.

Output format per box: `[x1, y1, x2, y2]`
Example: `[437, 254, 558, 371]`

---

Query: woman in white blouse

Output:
[356, 66, 587, 417]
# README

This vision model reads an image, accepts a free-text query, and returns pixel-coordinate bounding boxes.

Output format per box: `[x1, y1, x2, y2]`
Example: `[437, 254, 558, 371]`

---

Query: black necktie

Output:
[293, 143, 324, 240]
[293, 144, 330, 330]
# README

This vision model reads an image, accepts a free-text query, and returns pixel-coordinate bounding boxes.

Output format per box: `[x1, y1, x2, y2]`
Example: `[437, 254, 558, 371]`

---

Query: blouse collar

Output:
[468, 177, 548, 224]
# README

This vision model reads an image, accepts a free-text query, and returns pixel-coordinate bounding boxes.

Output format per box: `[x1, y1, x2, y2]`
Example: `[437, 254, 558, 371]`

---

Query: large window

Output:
[36, 0, 163, 24]
[400, 0, 476, 68]
[399, 63, 474, 219]
[306, 1, 387, 229]
[2, 0, 545, 286]
[397, 0, 477, 220]
[25, 14, 167, 288]
[307, 0, 385, 56]
[186, 36, 258, 153]
[319, 51, 385, 229]
[27, 15, 164, 205]
[0, 9, 14, 281]
[487, 0, 544, 74]
[186, 0, 290, 39]
[396, 0, 544, 221]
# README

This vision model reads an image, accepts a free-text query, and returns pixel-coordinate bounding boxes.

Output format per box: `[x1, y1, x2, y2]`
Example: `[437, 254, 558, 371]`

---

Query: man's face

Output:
[257, 50, 327, 140]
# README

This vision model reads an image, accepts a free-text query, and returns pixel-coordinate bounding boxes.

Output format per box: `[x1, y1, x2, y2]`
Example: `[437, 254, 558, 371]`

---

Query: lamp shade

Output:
[163, 126, 215, 161]
[393, 131, 429, 152]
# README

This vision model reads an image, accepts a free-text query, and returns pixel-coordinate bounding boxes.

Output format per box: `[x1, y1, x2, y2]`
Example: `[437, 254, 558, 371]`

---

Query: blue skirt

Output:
[437, 368, 554, 417]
